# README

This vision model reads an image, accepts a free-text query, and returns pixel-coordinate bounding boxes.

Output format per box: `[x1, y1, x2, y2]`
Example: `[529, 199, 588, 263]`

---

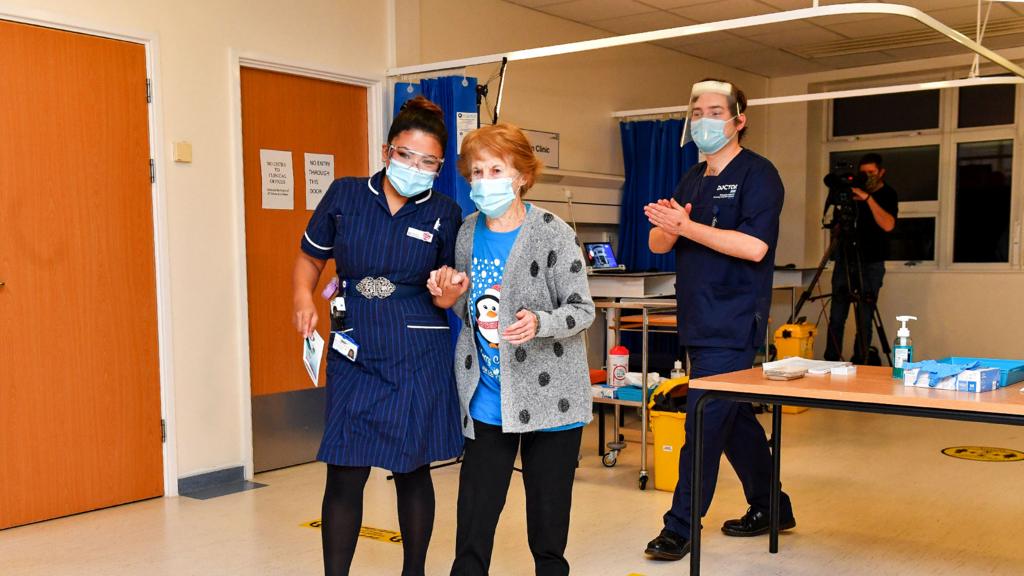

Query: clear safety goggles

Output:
[388, 145, 444, 173]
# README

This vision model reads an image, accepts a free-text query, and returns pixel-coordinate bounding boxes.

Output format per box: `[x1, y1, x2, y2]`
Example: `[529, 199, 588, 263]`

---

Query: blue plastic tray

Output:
[937, 357, 1024, 388]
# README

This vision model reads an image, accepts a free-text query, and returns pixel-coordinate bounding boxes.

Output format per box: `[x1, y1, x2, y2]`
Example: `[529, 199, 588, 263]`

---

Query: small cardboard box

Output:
[903, 367, 1000, 393]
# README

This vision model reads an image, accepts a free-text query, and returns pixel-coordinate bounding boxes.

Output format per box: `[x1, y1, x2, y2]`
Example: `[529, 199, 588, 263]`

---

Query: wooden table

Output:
[686, 366, 1024, 575]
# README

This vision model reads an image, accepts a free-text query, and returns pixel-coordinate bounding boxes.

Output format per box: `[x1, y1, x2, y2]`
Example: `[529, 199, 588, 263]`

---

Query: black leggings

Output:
[322, 464, 435, 576]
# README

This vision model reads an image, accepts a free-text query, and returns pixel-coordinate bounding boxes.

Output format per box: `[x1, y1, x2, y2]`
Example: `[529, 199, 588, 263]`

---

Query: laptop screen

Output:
[584, 242, 619, 269]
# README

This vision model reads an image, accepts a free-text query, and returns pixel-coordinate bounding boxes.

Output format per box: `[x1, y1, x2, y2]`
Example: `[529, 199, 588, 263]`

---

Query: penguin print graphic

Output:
[475, 286, 501, 348]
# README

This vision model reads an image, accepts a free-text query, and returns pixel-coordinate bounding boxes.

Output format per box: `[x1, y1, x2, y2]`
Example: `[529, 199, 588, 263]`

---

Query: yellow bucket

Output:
[650, 410, 686, 492]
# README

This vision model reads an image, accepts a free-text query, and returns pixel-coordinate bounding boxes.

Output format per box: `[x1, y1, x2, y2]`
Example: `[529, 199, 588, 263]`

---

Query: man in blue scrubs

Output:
[642, 79, 796, 561]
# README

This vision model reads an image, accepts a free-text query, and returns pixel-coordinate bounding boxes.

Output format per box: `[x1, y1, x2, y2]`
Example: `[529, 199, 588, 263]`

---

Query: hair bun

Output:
[400, 95, 444, 121]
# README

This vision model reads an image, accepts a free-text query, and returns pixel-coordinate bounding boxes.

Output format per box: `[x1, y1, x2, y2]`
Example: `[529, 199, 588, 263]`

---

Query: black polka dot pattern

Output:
[566, 315, 576, 330]
[530, 261, 540, 277]
[547, 250, 557, 268]
[543, 213, 554, 223]
[553, 342, 564, 357]
[464, 314, 471, 328]
[465, 355, 473, 369]
[519, 410, 531, 424]
[566, 293, 582, 304]
[570, 260, 583, 273]
[515, 347, 527, 362]
[558, 399, 570, 413]
[539, 372, 551, 387]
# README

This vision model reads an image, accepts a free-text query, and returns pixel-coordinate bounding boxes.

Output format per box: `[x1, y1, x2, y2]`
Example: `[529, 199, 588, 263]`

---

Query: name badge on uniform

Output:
[407, 227, 434, 243]
[332, 332, 359, 362]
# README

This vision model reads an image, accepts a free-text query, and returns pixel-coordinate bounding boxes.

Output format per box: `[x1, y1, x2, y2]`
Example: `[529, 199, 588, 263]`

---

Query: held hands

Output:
[503, 309, 538, 345]
[645, 198, 693, 237]
[293, 296, 318, 338]
[427, 265, 470, 309]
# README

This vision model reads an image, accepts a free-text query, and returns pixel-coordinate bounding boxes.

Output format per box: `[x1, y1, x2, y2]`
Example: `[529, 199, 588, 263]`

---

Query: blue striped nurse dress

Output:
[300, 171, 464, 473]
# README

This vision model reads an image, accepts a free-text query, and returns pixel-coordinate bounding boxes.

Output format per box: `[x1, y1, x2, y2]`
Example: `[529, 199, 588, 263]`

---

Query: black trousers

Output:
[451, 420, 583, 576]
[825, 258, 886, 362]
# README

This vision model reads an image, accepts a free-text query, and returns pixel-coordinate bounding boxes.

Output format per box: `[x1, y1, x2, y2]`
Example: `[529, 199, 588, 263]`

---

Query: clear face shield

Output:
[680, 80, 741, 150]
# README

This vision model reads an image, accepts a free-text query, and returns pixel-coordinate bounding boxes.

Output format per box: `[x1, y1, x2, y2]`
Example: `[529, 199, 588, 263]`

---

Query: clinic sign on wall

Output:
[523, 129, 559, 169]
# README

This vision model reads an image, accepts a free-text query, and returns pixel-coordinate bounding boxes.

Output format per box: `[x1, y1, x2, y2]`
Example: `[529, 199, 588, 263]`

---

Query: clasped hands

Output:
[427, 266, 538, 344]
[644, 198, 694, 237]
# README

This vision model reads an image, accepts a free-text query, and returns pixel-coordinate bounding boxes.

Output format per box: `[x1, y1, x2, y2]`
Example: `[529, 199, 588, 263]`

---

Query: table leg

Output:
[640, 308, 649, 489]
[690, 393, 709, 575]
[770, 403, 782, 554]
[598, 403, 606, 457]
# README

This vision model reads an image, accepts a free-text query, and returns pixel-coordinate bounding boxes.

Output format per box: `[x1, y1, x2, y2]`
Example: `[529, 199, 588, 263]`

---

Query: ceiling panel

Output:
[539, 0, 655, 23]
[816, 15, 932, 37]
[715, 49, 829, 76]
[675, 34, 774, 58]
[811, 51, 905, 69]
[501, 0, 1017, 78]
[589, 10, 698, 35]
[891, 0, 996, 11]
[507, 0, 575, 7]
[634, 0, 715, 9]
[668, 0, 777, 22]
[741, 19, 849, 46]
[650, 27, 747, 50]
[927, 3, 1021, 26]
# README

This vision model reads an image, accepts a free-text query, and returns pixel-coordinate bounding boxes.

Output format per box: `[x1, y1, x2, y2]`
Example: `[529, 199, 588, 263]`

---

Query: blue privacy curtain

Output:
[618, 119, 698, 273]
[618, 119, 698, 374]
[393, 77, 478, 217]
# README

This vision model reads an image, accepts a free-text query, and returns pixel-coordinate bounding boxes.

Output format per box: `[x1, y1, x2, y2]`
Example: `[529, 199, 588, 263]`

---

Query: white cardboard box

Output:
[903, 367, 1000, 393]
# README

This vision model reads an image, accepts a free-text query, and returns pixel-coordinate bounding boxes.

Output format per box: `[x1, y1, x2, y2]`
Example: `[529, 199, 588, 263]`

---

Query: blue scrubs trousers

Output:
[663, 345, 794, 538]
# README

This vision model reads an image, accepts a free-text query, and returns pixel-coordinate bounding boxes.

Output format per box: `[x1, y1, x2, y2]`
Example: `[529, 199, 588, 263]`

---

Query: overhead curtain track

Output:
[611, 75, 1024, 118]
[386, 3, 1024, 80]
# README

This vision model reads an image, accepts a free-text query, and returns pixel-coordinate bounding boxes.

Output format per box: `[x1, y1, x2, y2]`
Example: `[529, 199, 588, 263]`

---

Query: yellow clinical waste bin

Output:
[773, 322, 817, 359]
[650, 410, 686, 492]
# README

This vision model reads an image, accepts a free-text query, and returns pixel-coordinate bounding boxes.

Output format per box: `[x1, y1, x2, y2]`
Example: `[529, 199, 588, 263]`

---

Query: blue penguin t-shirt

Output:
[468, 216, 520, 426]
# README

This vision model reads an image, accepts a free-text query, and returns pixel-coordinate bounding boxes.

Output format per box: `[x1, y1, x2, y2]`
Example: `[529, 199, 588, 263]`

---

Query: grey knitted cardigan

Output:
[453, 205, 595, 439]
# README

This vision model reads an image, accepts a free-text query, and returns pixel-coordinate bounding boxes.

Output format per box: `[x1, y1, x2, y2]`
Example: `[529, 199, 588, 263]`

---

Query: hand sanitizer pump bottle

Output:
[893, 316, 917, 379]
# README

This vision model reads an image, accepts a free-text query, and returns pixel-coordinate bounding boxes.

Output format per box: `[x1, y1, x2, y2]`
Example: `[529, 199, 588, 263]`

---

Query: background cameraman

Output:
[824, 152, 898, 364]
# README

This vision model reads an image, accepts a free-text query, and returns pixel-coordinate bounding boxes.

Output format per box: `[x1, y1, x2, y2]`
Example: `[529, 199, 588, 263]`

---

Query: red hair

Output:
[457, 123, 543, 192]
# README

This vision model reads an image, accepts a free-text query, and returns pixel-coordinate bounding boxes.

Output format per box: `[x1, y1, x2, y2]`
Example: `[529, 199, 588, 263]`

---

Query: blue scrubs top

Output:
[671, 149, 784, 349]
[300, 171, 464, 473]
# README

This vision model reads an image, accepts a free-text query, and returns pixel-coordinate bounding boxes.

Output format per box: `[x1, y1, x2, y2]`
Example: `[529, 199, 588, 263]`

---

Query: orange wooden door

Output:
[241, 68, 368, 398]
[0, 21, 162, 529]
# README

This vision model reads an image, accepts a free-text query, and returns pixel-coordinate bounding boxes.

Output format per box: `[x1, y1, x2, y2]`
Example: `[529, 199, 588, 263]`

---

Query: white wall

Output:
[0, 0, 390, 480]
[765, 48, 1024, 361]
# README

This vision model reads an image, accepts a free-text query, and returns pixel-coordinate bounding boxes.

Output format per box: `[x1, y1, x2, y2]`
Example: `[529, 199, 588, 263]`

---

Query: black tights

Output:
[322, 464, 435, 576]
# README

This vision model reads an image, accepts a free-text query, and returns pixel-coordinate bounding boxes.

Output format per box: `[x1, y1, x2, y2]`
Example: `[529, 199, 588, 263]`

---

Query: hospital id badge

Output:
[332, 332, 359, 362]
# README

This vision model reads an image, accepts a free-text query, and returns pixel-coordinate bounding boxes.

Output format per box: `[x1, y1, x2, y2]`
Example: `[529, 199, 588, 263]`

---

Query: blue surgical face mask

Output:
[470, 177, 517, 218]
[386, 158, 436, 198]
[690, 116, 737, 155]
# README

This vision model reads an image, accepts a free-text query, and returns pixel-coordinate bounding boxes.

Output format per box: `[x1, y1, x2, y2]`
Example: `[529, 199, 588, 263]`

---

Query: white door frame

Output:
[228, 51, 385, 478]
[0, 8, 179, 496]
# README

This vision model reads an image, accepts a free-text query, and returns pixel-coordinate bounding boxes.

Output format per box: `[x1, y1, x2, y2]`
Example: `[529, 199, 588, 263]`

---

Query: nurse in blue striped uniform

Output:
[292, 96, 463, 576]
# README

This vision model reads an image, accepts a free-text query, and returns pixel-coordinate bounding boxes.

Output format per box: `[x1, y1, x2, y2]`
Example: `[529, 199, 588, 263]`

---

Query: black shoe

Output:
[721, 507, 796, 537]
[644, 529, 691, 561]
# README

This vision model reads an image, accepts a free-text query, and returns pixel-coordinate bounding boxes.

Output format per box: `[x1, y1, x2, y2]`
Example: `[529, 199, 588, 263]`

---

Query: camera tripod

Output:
[789, 227, 892, 366]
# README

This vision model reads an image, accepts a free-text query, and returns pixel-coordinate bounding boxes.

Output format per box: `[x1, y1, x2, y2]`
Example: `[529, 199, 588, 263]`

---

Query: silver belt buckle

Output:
[356, 276, 396, 299]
